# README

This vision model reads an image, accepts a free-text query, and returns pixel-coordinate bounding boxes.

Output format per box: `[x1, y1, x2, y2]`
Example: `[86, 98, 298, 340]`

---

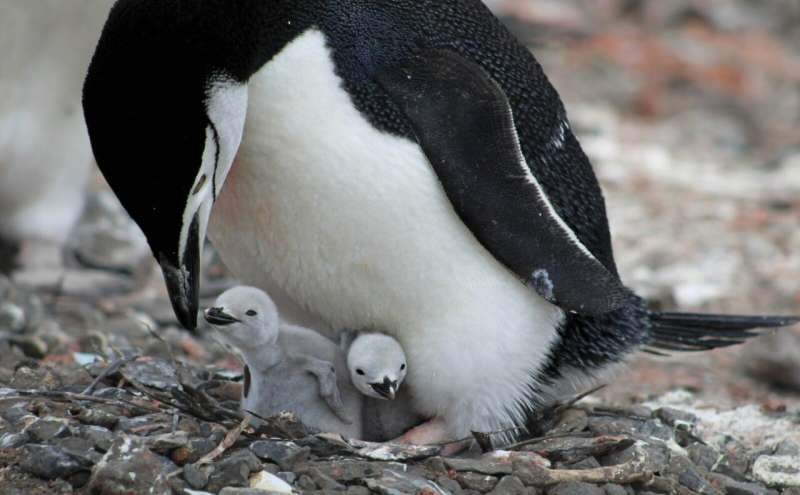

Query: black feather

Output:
[648, 311, 799, 352]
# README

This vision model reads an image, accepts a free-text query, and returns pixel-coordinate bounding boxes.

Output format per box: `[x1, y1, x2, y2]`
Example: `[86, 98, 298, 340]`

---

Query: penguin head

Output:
[82, 1, 276, 329]
[346, 333, 407, 400]
[204, 286, 280, 349]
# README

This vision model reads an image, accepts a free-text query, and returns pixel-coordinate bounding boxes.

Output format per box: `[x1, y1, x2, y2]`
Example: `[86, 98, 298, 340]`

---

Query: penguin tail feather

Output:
[645, 311, 799, 354]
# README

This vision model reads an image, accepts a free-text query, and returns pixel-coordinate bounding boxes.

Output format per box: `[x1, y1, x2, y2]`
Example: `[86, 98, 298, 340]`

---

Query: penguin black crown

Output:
[84, 0, 798, 444]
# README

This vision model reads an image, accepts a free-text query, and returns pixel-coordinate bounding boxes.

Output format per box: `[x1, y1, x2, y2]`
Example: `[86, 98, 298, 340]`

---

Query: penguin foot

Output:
[391, 416, 469, 455]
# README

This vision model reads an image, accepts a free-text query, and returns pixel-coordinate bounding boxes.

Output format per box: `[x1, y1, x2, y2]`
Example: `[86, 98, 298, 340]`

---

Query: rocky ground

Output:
[1, 0, 800, 494]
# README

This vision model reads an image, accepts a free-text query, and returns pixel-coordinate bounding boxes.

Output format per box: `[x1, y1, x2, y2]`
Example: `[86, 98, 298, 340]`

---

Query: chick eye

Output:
[356, 369, 365, 376]
[400, 363, 406, 371]
[246, 309, 257, 316]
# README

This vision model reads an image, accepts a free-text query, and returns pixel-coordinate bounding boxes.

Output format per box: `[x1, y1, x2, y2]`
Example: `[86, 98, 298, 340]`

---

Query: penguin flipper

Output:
[375, 49, 632, 315]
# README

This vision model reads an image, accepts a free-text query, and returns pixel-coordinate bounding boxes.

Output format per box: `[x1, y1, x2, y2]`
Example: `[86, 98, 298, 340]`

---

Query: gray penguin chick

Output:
[205, 286, 362, 438]
[346, 333, 425, 441]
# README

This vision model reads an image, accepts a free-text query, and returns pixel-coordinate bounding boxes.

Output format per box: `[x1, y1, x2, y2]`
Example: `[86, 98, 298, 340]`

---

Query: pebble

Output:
[183, 463, 210, 489]
[0, 432, 28, 448]
[445, 456, 514, 475]
[602, 483, 627, 495]
[250, 439, 310, 470]
[19, 444, 91, 480]
[205, 450, 263, 493]
[87, 436, 175, 495]
[249, 470, 293, 493]
[24, 417, 70, 442]
[547, 481, 605, 495]
[457, 472, 499, 492]
[751, 455, 800, 488]
[489, 475, 528, 494]
[72, 425, 115, 452]
[654, 407, 698, 428]
[707, 472, 779, 495]
[365, 469, 447, 494]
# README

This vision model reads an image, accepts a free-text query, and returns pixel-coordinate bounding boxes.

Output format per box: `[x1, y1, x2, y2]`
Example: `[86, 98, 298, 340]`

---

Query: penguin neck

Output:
[240, 339, 284, 372]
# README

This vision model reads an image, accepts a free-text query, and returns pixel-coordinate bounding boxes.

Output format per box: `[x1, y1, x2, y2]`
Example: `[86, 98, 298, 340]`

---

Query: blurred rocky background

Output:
[0, 0, 798, 493]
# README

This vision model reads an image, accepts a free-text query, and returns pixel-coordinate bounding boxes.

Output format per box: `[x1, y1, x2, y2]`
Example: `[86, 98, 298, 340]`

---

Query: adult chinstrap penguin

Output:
[83, 0, 799, 444]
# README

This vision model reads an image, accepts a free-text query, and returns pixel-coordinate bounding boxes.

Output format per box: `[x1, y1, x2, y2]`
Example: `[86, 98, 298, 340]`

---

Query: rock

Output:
[19, 444, 91, 480]
[678, 465, 721, 495]
[304, 466, 347, 491]
[552, 409, 590, 434]
[183, 463, 210, 489]
[72, 425, 115, 452]
[87, 436, 175, 495]
[707, 472, 779, 495]
[121, 358, 180, 391]
[489, 475, 527, 495]
[654, 407, 698, 428]
[602, 484, 627, 495]
[713, 451, 751, 481]
[53, 436, 104, 464]
[562, 457, 601, 470]
[0, 432, 28, 448]
[297, 459, 401, 483]
[250, 440, 310, 470]
[350, 439, 441, 461]
[775, 441, 800, 457]
[547, 481, 605, 495]
[219, 488, 283, 495]
[8, 334, 49, 358]
[346, 486, 371, 495]
[688, 443, 721, 471]
[365, 469, 448, 494]
[513, 460, 554, 486]
[249, 470, 293, 493]
[147, 431, 190, 453]
[296, 474, 317, 490]
[24, 417, 70, 442]
[171, 436, 219, 465]
[456, 472, 499, 492]
[0, 301, 27, 333]
[437, 475, 466, 495]
[75, 407, 119, 429]
[529, 436, 635, 465]
[205, 449, 263, 493]
[752, 455, 800, 488]
[445, 456, 515, 475]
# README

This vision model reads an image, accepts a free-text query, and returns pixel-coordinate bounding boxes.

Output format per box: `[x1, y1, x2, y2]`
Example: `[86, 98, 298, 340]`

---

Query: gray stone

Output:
[524, 435, 636, 464]
[552, 409, 590, 434]
[654, 407, 698, 428]
[72, 425, 114, 452]
[445, 456, 514, 475]
[346, 486, 371, 495]
[707, 472, 779, 495]
[298, 459, 400, 483]
[0, 301, 27, 333]
[752, 455, 800, 488]
[713, 451, 751, 481]
[547, 481, 605, 495]
[689, 443, 721, 471]
[678, 465, 721, 495]
[24, 417, 70, 442]
[75, 407, 119, 429]
[297, 474, 317, 490]
[250, 439, 310, 470]
[437, 475, 466, 495]
[206, 449, 263, 493]
[219, 488, 281, 495]
[602, 484, 627, 495]
[0, 432, 28, 448]
[305, 467, 347, 491]
[19, 444, 91, 480]
[87, 435, 175, 495]
[563, 457, 601, 470]
[183, 463, 210, 489]
[146, 431, 189, 453]
[489, 475, 527, 495]
[775, 441, 800, 457]
[121, 359, 180, 391]
[365, 469, 448, 495]
[457, 472, 499, 492]
[53, 436, 104, 464]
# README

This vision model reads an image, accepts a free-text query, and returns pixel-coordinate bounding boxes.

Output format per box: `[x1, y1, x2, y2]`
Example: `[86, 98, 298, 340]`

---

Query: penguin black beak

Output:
[158, 214, 201, 330]
[204, 307, 240, 326]
[370, 377, 398, 400]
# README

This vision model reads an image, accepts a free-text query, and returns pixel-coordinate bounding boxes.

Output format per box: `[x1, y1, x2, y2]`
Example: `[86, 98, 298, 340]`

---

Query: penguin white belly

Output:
[209, 29, 564, 437]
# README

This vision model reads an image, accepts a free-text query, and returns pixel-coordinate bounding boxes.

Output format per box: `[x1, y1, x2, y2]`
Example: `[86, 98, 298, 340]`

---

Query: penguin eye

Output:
[400, 363, 406, 371]
[356, 369, 365, 376]
[246, 309, 257, 316]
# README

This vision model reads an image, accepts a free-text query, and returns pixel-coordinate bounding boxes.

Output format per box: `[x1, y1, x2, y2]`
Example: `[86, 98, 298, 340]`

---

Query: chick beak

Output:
[204, 307, 240, 326]
[370, 377, 398, 400]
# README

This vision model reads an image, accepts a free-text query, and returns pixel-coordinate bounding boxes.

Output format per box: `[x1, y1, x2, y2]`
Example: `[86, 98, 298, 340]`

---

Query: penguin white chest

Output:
[209, 29, 563, 436]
